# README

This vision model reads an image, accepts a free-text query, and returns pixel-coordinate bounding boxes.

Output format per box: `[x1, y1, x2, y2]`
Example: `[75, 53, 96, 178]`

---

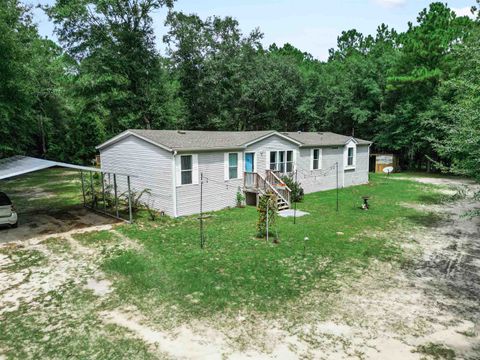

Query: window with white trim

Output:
[269, 151, 277, 170]
[312, 149, 321, 170]
[228, 153, 238, 179]
[180, 155, 193, 185]
[269, 150, 294, 173]
[347, 147, 354, 166]
[286, 151, 293, 172]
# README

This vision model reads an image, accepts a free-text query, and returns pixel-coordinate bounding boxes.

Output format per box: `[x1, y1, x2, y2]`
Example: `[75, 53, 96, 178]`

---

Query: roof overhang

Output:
[0, 156, 101, 180]
[175, 147, 245, 154]
[96, 130, 173, 152]
[242, 131, 303, 147]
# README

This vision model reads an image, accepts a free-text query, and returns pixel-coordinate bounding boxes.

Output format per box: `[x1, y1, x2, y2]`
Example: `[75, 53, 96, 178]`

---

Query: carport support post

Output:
[127, 175, 133, 223]
[293, 169, 297, 224]
[266, 196, 269, 243]
[89, 171, 94, 208]
[101, 172, 106, 212]
[113, 174, 119, 218]
[200, 172, 204, 249]
[80, 170, 86, 207]
[336, 162, 339, 212]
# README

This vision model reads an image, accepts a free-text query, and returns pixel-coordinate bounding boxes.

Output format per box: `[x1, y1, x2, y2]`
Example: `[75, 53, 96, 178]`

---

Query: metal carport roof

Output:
[0, 156, 101, 180]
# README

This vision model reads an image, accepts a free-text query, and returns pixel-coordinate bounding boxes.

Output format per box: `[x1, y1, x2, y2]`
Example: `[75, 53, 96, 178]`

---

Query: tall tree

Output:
[436, 27, 480, 180]
[46, 0, 180, 130]
[0, 0, 70, 159]
[381, 2, 475, 167]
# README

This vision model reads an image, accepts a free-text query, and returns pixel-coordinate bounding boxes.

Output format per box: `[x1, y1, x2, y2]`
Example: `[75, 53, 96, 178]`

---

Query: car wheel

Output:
[11, 222, 18, 228]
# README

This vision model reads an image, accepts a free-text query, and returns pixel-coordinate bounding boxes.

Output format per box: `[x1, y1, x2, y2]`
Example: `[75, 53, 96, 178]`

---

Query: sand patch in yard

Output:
[85, 278, 113, 297]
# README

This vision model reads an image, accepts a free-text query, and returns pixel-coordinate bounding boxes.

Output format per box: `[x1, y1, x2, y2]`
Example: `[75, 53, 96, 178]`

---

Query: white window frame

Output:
[344, 143, 356, 170]
[224, 152, 243, 180]
[267, 150, 295, 174]
[175, 154, 199, 186]
[310, 148, 322, 170]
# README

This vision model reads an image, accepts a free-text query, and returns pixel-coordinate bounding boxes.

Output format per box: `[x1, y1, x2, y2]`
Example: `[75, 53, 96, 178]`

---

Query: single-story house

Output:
[96, 130, 372, 217]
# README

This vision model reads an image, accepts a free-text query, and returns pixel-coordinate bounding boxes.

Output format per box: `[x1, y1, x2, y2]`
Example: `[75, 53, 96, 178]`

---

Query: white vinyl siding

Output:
[177, 152, 242, 216]
[298, 147, 341, 193]
[99, 135, 174, 216]
[246, 135, 297, 172]
[343, 145, 369, 187]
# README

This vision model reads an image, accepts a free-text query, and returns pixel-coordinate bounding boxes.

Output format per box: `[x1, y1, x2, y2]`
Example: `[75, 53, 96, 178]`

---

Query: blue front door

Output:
[245, 153, 254, 173]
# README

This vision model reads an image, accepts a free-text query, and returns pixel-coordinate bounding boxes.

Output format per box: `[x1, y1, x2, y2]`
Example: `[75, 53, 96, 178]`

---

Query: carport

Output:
[0, 156, 134, 223]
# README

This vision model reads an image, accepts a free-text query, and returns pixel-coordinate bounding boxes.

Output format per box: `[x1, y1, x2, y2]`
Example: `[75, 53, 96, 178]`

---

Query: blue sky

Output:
[27, 0, 475, 60]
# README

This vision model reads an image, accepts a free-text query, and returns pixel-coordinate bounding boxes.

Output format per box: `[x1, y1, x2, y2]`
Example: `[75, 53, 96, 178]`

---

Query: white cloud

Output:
[452, 6, 475, 19]
[374, 0, 407, 8]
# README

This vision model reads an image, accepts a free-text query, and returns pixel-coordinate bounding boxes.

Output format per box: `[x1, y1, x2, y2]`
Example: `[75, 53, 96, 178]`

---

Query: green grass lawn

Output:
[95, 173, 444, 319]
[0, 168, 84, 213]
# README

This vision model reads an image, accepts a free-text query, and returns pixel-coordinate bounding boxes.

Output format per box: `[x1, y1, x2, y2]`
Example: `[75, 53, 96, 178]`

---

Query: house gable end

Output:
[96, 130, 173, 152]
[242, 131, 303, 148]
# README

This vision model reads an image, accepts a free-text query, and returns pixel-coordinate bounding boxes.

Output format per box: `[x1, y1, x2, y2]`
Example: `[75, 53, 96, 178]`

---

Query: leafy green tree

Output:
[383, 2, 475, 167]
[0, 0, 71, 159]
[436, 29, 480, 180]
[45, 0, 181, 141]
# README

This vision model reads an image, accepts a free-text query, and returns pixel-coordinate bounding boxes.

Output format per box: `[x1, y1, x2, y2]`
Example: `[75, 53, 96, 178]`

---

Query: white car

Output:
[0, 192, 18, 228]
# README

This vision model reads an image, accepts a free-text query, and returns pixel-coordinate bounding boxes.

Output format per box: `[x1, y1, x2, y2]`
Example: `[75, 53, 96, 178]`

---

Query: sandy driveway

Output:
[0, 206, 119, 244]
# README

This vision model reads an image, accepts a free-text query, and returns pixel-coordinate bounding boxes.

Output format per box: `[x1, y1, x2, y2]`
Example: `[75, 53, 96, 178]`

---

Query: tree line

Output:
[1, 0, 479, 179]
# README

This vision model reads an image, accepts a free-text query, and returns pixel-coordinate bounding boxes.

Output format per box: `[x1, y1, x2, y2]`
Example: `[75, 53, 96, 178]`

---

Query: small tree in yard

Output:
[236, 191, 246, 207]
[281, 175, 304, 203]
[256, 193, 278, 240]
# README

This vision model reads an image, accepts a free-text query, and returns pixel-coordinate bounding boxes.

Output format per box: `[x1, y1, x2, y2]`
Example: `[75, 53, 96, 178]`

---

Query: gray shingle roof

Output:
[98, 130, 371, 151]
[283, 132, 371, 146]
[130, 130, 274, 151]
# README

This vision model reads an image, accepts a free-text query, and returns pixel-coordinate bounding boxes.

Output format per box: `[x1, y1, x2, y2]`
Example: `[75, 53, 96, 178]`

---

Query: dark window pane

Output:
[229, 167, 238, 179]
[286, 162, 293, 172]
[181, 170, 192, 185]
[279, 163, 285, 173]
[270, 152, 276, 163]
[313, 149, 319, 160]
[270, 151, 277, 170]
[279, 151, 285, 162]
[229, 153, 238, 167]
[313, 159, 319, 170]
[181, 155, 192, 170]
[287, 151, 293, 162]
[347, 148, 354, 166]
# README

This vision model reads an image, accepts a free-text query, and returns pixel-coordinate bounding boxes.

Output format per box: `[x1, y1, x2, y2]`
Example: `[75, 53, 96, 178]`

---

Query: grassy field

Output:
[90, 173, 445, 319]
